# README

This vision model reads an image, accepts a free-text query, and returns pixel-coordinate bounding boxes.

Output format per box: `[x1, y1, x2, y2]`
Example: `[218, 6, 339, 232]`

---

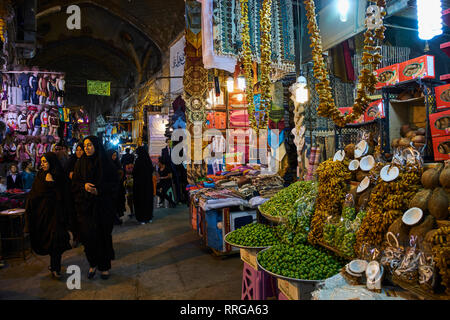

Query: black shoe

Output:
[51, 271, 62, 279]
[100, 272, 110, 280]
[88, 268, 96, 279]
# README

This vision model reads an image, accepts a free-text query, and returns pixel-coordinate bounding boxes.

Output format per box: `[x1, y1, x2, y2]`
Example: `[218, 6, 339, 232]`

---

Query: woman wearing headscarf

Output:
[107, 149, 125, 226]
[26, 152, 72, 279]
[132, 146, 154, 224]
[72, 136, 119, 280]
[66, 142, 84, 180]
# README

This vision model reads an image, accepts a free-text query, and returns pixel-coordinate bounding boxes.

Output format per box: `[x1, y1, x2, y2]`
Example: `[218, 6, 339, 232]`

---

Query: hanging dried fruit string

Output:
[303, 0, 386, 127]
[240, 0, 273, 134]
[240, 0, 258, 133]
[259, 0, 273, 131]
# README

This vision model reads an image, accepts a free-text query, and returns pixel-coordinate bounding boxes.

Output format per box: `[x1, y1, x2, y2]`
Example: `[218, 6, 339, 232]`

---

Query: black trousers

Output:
[50, 252, 62, 272]
[156, 182, 175, 205]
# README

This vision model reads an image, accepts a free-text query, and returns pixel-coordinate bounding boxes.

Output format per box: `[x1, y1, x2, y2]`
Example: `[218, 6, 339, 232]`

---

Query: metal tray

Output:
[257, 205, 287, 224]
[256, 247, 325, 284]
[223, 231, 272, 250]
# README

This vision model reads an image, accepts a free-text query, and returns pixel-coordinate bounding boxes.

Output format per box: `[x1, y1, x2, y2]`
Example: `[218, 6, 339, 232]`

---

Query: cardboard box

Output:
[374, 64, 400, 89]
[240, 248, 260, 271]
[432, 135, 450, 161]
[339, 107, 365, 124]
[435, 84, 450, 111]
[399, 55, 435, 82]
[364, 99, 385, 122]
[429, 110, 450, 138]
[277, 278, 317, 300]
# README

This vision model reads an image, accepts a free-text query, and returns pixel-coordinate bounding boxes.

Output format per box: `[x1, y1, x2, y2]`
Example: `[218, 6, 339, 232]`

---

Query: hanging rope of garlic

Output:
[304, 0, 386, 127]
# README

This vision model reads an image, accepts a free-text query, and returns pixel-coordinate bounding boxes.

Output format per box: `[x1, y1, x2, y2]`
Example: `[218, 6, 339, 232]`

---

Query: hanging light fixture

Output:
[226, 76, 234, 93]
[338, 0, 350, 23]
[294, 76, 308, 104]
[417, 0, 443, 40]
[237, 76, 246, 91]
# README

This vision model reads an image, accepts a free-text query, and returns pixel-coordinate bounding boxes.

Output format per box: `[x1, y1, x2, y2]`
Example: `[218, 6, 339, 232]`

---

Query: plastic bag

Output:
[380, 232, 405, 275]
[393, 236, 420, 284]
[418, 251, 435, 290]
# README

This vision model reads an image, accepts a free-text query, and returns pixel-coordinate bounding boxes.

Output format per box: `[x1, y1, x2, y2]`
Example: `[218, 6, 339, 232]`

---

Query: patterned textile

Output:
[305, 146, 320, 181]
[212, 0, 295, 72]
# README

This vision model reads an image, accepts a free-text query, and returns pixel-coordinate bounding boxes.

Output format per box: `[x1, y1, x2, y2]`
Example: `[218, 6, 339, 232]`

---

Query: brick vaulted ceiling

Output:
[27, 0, 185, 121]
[37, 0, 186, 52]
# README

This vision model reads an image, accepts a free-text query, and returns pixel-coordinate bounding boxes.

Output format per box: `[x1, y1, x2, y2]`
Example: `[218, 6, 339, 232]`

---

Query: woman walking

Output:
[156, 157, 176, 208]
[132, 146, 154, 224]
[66, 142, 84, 180]
[26, 152, 72, 279]
[72, 136, 118, 280]
[108, 149, 125, 226]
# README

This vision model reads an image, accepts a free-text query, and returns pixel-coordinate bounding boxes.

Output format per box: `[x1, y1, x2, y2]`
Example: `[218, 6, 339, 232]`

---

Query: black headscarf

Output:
[28, 152, 64, 201]
[107, 149, 121, 170]
[66, 142, 84, 174]
[78, 135, 114, 186]
[135, 146, 153, 172]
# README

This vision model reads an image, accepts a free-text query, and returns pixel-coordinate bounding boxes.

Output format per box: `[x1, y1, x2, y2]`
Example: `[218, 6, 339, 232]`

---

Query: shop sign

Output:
[87, 80, 111, 96]
[170, 36, 186, 95]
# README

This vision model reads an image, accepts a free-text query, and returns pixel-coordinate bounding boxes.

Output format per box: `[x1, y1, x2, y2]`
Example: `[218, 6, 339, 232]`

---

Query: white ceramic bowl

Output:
[402, 207, 423, 226]
[348, 160, 360, 171]
[349, 259, 368, 274]
[334, 150, 346, 162]
[380, 165, 399, 182]
[357, 176, 370, 193]
[360, 155, 375, 171]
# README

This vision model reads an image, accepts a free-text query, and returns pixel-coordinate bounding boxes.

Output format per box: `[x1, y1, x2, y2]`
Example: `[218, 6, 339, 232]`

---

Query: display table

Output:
[0, 208, 29, 260]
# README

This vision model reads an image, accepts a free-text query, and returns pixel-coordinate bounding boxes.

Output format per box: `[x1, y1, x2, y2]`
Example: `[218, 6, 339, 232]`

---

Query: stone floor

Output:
[0, 206, 243, 300]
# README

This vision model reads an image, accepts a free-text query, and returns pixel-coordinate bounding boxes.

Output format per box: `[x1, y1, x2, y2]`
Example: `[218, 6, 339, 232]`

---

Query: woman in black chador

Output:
[72, 136, 118, 280]
[107, 149, 125, 226]
[26, 152, 72, 279]
[132, 146, 154, 224]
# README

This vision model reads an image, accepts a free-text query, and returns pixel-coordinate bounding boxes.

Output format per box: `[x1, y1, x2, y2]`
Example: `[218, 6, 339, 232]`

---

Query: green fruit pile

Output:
[225, 223, 279, 247]
[323, 223, 336, 246]
[342, 207, 356, 221]
[338, 232, 356, 257]
[257, 243, 344, 280]
[259, 181, 318, 218]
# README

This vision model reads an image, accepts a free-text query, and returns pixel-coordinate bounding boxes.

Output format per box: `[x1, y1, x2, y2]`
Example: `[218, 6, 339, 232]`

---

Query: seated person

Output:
[21, 161, 36, 190]
[156, 157, 176, 208]
[6, 163, 23, 190]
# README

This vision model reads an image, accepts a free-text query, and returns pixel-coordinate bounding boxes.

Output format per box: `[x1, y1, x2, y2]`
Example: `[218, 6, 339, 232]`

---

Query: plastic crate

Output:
[241, 262, 277, 300]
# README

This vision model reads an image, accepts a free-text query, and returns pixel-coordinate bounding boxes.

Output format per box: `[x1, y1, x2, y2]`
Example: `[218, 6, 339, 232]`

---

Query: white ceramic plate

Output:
[349, 259, 368, 274]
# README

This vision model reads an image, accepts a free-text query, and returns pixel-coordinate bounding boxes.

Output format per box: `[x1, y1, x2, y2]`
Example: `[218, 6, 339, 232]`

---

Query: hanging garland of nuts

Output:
[432, 226, 450, 295]
[308, 159, 352, 244]
[303, 0, 386, 127]
[239, 0, 273, 134]
[354, 165, 421, 253]
[239, 0, 258, 132]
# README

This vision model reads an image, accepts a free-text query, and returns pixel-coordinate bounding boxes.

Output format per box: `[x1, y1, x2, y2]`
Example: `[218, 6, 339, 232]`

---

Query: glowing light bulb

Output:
[338, 0, 350, 22]
[417, 0, 443, 40]
[226, 77, 234, 93]
[293, 76, 308, 104]
[236, 94, 244, 102]
[237, 77, 246, 91]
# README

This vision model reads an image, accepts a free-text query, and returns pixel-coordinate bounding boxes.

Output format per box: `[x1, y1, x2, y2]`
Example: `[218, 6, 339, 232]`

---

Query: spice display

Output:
[308, 160, 351, 244]
[259, 180, 318, 218]
[355, 164, 422, 253]
[225, 223, 279, 248]
[258, 243, 344, 280]
[303, 0, 387, 127]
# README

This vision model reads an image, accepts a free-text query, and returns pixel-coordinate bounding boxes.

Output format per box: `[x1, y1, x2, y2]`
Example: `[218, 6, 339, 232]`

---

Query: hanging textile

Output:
[213, 0, 295, 72]
[200, 0, 237, 73]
